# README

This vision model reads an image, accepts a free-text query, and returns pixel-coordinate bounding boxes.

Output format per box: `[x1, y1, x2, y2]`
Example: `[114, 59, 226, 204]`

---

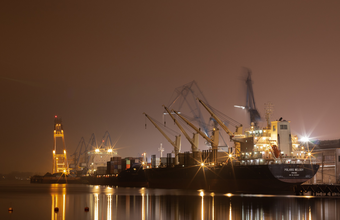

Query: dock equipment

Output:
[52, 116, 69, 174]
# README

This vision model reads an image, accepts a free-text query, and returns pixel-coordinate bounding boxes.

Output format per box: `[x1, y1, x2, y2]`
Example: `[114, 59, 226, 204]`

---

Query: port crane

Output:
[163, 105, 199, 153]
[245, 70, 261, 127]
[68, 133, 96, 174]
[144, 113, 181, 165]
[172, 110, 219, 165]
[166, 81, 212, 138]
[234, 69, 261, 127]
[52, 116, 69, 174]
[69, 137, 87, 169]
[69, 132, 116, 174]
[197, 98, 245, 156]
[97, 131, 114, 151]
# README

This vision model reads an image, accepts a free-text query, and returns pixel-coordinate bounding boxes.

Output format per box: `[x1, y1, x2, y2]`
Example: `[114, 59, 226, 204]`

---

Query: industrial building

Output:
[306, 139, 340, 184]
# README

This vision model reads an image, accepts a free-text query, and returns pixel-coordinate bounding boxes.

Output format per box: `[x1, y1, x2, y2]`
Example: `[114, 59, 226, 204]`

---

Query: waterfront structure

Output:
[307, 139, 340, 184]
[52, 116, 68, 174]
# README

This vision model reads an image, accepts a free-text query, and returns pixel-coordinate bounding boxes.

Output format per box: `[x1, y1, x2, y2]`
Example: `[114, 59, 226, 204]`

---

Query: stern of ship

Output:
[268, 163, 319, 184]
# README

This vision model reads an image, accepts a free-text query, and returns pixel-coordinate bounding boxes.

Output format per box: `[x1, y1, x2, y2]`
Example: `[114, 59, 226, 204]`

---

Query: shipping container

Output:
[80, 163, 87, 167]
[111, 157, 121, 161]
[97, 166, 107, 171]
[96, 170, 106, 175]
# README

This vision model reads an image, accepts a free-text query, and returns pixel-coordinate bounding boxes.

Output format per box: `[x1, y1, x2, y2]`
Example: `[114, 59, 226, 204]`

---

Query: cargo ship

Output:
[144, 110, 319, 193]
[143, 74, 319, 193]
[145, 161, 318, 193]
[82, 163, 148, 187]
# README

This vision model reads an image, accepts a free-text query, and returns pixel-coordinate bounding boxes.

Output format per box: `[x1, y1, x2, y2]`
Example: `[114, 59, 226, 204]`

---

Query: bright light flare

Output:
[201, 163, 205, 166]
[300, 137, 310, 142]
[199, 191, 204, 197]
[234, 105, 245, 109]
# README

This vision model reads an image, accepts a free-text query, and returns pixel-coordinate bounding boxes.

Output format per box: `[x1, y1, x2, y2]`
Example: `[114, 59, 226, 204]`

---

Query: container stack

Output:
[106, 156, 145, 174]
[121, 158, 129, 170]
[107, 157, 122, 174]
[96, 166, 107, 175]
[151, 155, 156, 168]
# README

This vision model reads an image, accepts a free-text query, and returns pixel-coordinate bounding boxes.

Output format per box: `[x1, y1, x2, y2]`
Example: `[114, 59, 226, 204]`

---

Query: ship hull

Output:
[144, 163, 319, 193]
[30, 176, 83, 184]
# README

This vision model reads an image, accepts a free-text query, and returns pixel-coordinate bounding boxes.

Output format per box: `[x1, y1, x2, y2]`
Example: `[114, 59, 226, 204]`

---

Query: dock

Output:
[294, 184, 340, 196]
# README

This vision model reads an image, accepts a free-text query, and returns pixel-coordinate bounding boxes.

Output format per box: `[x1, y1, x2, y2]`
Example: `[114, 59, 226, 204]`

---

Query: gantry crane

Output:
[69, 137, 86, 170]
[144, 113, 181, 165]
[163, 105, 199, 153]
[52, 116, 69, 174]
[172, 110, 219, 165]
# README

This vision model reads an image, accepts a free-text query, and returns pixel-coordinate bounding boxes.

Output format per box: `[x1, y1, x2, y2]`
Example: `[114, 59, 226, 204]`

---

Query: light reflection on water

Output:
[0, 181, 339, 220]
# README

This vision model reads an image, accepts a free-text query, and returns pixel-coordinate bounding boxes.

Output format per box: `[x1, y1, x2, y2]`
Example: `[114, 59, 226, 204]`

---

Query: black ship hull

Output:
[144, 163, 319, 193]
[30, 176, 83, 184]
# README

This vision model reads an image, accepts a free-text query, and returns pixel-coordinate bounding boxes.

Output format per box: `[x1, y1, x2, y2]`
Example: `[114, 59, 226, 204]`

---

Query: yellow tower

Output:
[52, 116, 68, 174]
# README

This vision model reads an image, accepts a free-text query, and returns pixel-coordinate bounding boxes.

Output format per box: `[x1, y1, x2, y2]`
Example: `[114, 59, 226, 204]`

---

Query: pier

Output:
[294, 184, 340, 196]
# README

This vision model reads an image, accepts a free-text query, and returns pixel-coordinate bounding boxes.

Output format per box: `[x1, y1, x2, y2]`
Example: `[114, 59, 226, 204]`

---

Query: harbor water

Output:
[0, 180, 339, 220]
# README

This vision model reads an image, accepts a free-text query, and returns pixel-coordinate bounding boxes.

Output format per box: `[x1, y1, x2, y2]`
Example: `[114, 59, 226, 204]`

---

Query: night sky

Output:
[1, 1, 340, 174]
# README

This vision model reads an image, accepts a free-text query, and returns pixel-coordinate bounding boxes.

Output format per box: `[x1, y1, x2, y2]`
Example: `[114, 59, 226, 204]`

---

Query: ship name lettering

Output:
[295, 168, 304, 171]
[284, 168, 294, 171]
[289, 172, 299, 176]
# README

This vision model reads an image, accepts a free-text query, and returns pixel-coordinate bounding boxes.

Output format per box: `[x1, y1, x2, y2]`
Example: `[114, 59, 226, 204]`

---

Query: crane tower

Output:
[52, 116, 69, 174]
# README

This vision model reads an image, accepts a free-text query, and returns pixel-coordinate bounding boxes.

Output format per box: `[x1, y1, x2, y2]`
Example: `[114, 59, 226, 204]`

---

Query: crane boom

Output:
[172, 110, 216, 146]
[163, 105, 198, 151]
[173, 110, 219, 164]
[245, 70, 261, 127]
[166, 81, 210, 136]
[197, 99, 244, 157]
[144, 113, 180, 165]
[144, 113, 176, 147]
[197, 98, 235, 139]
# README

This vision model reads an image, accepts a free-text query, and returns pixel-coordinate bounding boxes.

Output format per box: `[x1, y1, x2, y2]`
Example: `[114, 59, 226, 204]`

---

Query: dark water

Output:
[0, 180, 339, 220]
